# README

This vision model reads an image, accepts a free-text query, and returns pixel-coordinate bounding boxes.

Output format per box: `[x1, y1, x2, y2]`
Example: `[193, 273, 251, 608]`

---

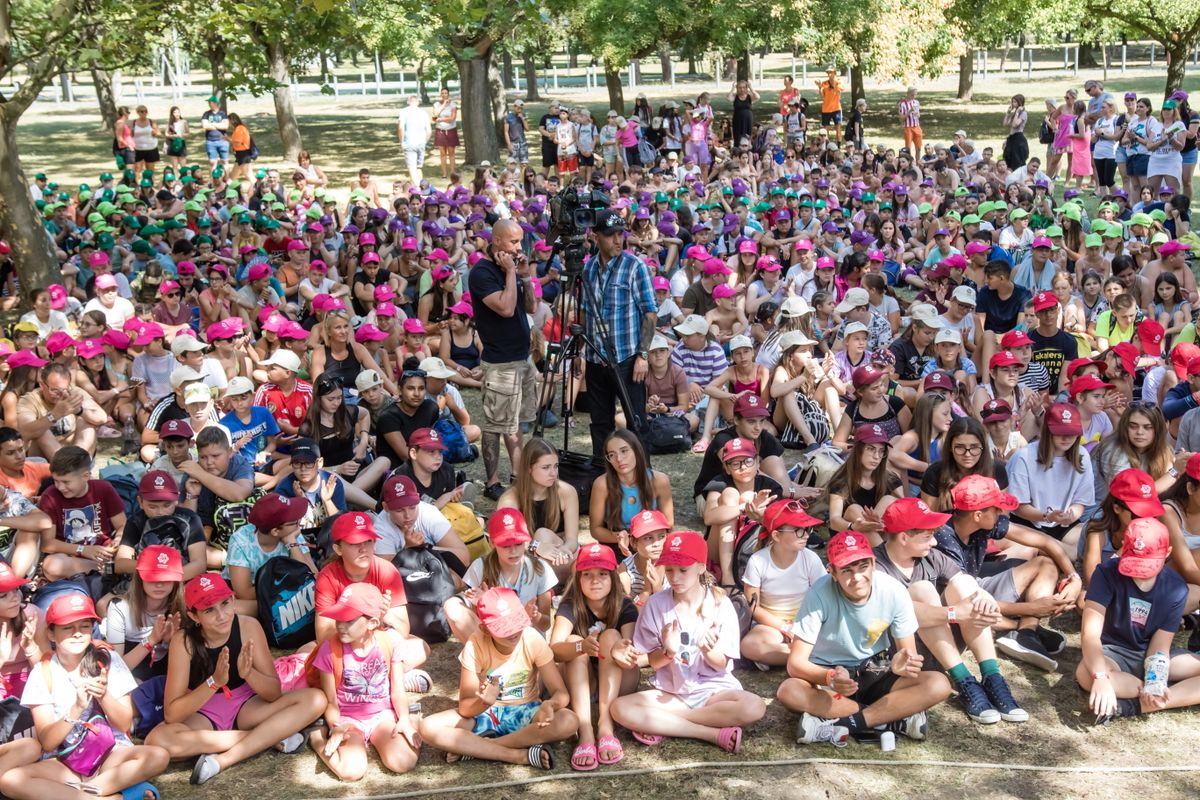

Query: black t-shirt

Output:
[467, 257, 531, 363]
[873, 543, 961, 593]
[976, 285, 1031, 333]
[351, 269, 391, 317]
[920, 461, 1008, 500]
[374, 400, 440, 465]
[120, 507, 207, 562]
[539, 115, 559, 156]
[693, 429, 785, 497]
[889, 338, 934, 381]
[699, 472, 783, 501]
[556, 596, 638, 633]
[397, 461, 456, 505]
[1029, 327, 1079, 387]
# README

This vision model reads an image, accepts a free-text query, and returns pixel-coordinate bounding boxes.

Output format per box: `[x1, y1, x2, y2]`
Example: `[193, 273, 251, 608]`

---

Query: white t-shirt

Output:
[742, 546, 826, 620]
[1007, 441, 1096, 529]
[463, 555, 557, 606]
[938, 312, 976, 348]
[398, 105, 431, 149]
[372, 501, 452, 555]
[21, 651, 138, 744]
[82, 296, 135, 327]
[870, 294, 900, 322]
[18, 310, 69, 339]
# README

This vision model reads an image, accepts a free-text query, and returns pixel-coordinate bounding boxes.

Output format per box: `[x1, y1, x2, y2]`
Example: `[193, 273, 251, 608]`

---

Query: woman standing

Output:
[1092, 98, 1121, 198]
[131, 106, 161, 174]
[1002, 94, 1029, 170]
[1147, 98, 1187, 196]
[1067, 99, 1093, 191]
[1122, 97, 1157, 199]
[432, 88, 459, 180]
[113, 106, 136, 169]
[1177, 92, 1200, 191]
[726, 80, 760, 148]
[166, 106, 189, 171]
[227, 113, 253, 182]
[1044, 89, 1077, 179]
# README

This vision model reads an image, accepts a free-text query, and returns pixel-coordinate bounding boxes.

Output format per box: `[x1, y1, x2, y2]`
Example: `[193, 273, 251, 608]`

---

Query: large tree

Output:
[1084, 0, 1199, 92]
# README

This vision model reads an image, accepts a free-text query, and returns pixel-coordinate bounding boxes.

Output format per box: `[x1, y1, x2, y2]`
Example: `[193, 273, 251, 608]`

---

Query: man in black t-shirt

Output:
[691, 394, 804, 510]
[1028, 291, 1079, 392]
[371, 382, 439, 468]
[876, 497, 1029, 726]
[975, 260, 1031, 372]
[538, 101, 561, 173]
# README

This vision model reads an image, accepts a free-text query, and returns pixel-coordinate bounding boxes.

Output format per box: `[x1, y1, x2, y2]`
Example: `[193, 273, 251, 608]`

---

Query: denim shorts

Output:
[1182, 149, 1198, 166]
[205, 139, 230, 161]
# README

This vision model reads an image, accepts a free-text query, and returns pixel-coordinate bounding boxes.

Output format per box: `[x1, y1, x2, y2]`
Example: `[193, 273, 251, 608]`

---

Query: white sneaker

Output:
[796, 712, 849, 747]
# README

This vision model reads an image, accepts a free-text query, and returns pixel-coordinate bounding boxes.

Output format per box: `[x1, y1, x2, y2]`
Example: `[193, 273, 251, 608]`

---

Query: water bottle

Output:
[1144, 651, 1169, 697]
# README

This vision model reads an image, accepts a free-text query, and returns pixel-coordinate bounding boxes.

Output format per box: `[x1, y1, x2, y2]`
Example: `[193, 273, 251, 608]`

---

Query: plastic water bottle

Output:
[880, 731, 896, 752]
[1144, 651, 1169, 697]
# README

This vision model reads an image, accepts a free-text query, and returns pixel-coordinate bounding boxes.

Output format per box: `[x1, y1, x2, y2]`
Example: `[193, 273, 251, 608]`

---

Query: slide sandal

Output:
[527, 743, 554, 770]
[570, 742, 598, 771]
[631, 730, 663, 747]
[597, 734, 625, 765]
[717, 726, 742, 754]
[121, 782, 160, 800]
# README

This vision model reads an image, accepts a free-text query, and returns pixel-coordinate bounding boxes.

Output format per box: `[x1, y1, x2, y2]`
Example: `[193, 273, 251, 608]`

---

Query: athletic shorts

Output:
[135, 148, 160, 164]
[472, 701, 540, 737]
[198, 682, 256, 731]
[509, 140, 529, 163]
[821, 111, 842, 126]
[835, 652, 901, 705]
[557, 154, 578, 173]
[978, 563, 1020, 604]
[1100, 643, 1191, 678]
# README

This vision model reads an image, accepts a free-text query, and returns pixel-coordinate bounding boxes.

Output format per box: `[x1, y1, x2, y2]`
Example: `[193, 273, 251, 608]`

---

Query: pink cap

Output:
[652, 275, 670, 291]
[712, 283, 737, 299]
[246, 263, 272, 282]
[88, 251, 110, 268]
[95, 274, 118, 290]
[428, 248, 449, 262]
[737, 239, 757, 254]
[46, 331, 78, 354]
[133, 322, 165, 346]
[47, 284, 68, 310]
[403, 318, 426, 335]
[401, 236, 418, 251]
[374, 301, 398, 318]
[355, 323, 389, 343]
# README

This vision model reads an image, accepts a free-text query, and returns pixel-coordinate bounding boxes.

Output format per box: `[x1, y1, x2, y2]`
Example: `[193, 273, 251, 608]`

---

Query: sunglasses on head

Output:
[401, 369, 427, 380]
[316, 376, 344, 393]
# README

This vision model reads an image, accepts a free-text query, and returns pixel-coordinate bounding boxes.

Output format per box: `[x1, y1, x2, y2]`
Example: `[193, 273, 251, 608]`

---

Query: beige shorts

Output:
[480, 358, 539, 435]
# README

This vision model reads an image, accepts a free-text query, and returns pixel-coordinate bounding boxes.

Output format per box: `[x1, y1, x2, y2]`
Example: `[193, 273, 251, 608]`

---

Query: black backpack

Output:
[0, 697, 34, 744]
[391, 546, 456, 643]
[255, 556, 317, 649]
[646, 414, 691, 454]
[557, 450, 605, 514]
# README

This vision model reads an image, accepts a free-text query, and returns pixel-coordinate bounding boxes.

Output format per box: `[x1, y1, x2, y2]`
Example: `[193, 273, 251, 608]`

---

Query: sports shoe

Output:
[1094, 697, 1142, 726]
[955, 675, 1000, 724]
[995, 629, 1057, 672]
[277, 732, 304, 754]
[895, 710, 928, 740]
[796, 712, 849, 747]
[191, 754, 221, 785]
[483, 482, 505, 501]
[404, 668, 432, 694]
[981, 672, 1029, 723]
[1035, 625, 1066, 656]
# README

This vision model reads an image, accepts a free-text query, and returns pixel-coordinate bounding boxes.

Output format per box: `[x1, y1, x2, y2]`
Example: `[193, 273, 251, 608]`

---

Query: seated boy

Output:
[36, 446, 124, 582]
[179, 426, 256, 566]
[225, 492, 318, 615]
[114, 469, 209, 581]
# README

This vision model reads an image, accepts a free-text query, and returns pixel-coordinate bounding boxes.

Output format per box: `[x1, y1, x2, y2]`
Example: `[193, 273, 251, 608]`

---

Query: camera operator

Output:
[581, 209, 657, 455]
[466, 218, 539, 501]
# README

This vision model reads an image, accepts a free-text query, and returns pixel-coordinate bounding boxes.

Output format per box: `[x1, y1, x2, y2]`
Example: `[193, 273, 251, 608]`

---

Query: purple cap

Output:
[1170, 90, 1189, 102]
[1124, 91, 1138, 101]
[821, 221, 840, 233]
[934, 228, 950, 237]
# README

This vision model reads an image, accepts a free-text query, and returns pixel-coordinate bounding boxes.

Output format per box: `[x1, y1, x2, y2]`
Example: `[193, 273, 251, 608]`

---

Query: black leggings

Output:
[1095, 158, 1117, 188]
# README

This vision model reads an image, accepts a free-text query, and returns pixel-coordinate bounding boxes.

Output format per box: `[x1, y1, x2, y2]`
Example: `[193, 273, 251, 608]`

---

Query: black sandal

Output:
[527, 743, 554, 770]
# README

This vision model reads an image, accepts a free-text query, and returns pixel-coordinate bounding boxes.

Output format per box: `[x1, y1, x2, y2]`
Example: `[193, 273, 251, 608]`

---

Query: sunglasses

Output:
[400, 369, 427, 380]
[316, 376, 344, 393]
[165, 292, 181, 299]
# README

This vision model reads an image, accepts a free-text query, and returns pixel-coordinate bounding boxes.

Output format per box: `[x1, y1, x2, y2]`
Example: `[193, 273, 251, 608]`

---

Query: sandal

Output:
[597, 734, 624, 765]
[121, 782, 161, 800]
[404, 668, 432, 694]
[445, 751, 474, 764]
[527, 743, 554, 770]
[631, 730, 663, 747]
[717, 725, 742, 754]
[570, 742, 598, 771]
[691, 438, 710, 454]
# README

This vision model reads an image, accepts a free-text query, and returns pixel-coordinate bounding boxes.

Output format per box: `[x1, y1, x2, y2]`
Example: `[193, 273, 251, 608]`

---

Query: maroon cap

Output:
[248, 493, 308, 531]
[159, 419, 194, 439]
[138, 470, 179, 502]
[1045, 402, 1083, 436]
[383, 474, 420, 510]
[923, 371, 955, 393]
[855, 423, 890, 445]
[734, 394, 769, 418]
[407, 427, 448, 451]
[852, 364, 887, 388]
[720, 437, 757, 462]
[980, 398, 1013, 422]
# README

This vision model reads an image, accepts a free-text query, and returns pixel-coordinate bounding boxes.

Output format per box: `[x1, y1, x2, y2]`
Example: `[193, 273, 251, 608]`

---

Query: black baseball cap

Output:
[290, 438, 320, 463]
[594, 209, 626, 235]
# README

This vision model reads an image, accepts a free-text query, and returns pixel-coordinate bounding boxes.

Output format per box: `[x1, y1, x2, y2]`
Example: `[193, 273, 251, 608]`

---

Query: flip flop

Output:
[631, 730, 663, 747]
[527, 743, 554, 770]
[596, 734, 624, 765]
[717, 725, 742, 754]
[570, 742, 598, 771]
[445, 751, 474, 764]
[121, 782, 160, 800]
[691, 438, 710, 454]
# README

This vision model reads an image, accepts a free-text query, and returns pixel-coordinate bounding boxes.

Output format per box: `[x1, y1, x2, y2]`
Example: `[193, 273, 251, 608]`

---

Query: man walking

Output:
[898, 87, 923, 155]
[397, 95, 432, 187]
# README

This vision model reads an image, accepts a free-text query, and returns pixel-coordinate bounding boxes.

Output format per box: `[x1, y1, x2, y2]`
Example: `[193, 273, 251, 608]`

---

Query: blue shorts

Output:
[205, 139, 230, 161]
[1183, 149, 1198, 166]
[472, 701, 540, 737]
[1115, 146, 1128, 165]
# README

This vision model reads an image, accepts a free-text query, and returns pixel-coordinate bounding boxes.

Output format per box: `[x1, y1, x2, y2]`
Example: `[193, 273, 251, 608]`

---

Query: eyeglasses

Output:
[726, 458, 756, 470]
[776, 527, 812, 540]
[952, 444, 984, 455]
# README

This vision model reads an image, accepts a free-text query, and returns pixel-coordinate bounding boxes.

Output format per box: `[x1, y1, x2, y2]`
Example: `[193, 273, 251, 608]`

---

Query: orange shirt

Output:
[820, 80, 842, 113]
[0, 462, 50, 500]
[231, 125, 251, 153]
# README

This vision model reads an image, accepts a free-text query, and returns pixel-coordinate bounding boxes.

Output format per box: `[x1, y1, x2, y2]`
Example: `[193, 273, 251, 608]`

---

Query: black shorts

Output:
[821, 111, 843, 126]
[579, 153, 595, 167]
[235, 150, 254, 165]
[542, 147, 558, 168]
[843, 652, 901, 705]
[135, 148, 160, 164]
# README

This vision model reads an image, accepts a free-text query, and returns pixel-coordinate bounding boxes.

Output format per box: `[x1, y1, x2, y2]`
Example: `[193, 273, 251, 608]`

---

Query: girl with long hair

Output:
[827, 423, 902, 543]
[1091, 403, 1181, 497]
[438, 302, 482, 388]
[1008, 403, 1095, 550]
[299, 375, 391, 497]
[105, 545, 185, 681]
[888, 390, 953, 493]
[770, 334, 837, 447]
[920, 416, 1005, 512]
[496, 437, 580, 580]
[589, 430, 674, 555]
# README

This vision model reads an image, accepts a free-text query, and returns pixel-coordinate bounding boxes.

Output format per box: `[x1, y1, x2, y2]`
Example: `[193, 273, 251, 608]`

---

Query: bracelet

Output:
[143, 640, 156, 653]
[76, 544, 86, 556]
[825, 668, 837, 687]
[946, 606, 957, 624]
[206, 676, 232, 699]
[1092, 671, 1108, 680]
[574, 641, 584, 655]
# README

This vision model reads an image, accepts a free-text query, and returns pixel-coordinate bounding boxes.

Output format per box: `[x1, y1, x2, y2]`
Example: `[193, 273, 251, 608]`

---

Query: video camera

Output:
[548, 181, 610, 274]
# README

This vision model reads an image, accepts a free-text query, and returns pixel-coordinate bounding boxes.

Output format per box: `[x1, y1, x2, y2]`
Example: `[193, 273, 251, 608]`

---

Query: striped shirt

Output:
[670, 342, 728, 386]
[582, 250, 656, 364]
[898, 98, 921, 128]
[1017, 361, 1050, 392]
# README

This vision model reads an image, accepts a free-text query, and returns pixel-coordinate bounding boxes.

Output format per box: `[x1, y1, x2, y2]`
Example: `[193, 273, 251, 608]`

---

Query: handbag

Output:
[1037, 118, 1054, 145]
[54, 700, 116, 776]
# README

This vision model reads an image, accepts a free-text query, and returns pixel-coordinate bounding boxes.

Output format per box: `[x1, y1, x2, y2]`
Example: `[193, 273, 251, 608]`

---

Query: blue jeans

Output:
[205, 139, 230, 162]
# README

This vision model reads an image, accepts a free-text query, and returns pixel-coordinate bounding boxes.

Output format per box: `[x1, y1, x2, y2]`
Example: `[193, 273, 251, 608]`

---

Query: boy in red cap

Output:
[778, 530, 951, 746]
[372, 473, 471, 571]
[1078, 518, 1200, 724]
[226, 492, 318, 615]
[419, 586, 576, 771]
[876, 498, 1028, 725]
[1027, 291, 1079, 393]
[114, 469, 209, 581]
[1000, 328, 1051, 394]
[315, 512, 431, 689]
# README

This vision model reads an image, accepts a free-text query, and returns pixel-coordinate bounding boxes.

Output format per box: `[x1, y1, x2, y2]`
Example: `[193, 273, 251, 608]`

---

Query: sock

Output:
[948, 663, 972, 683]
[979, 659, 1002, 677]
[1116, 697, 1143, 718]
[835, 711, 867, 732]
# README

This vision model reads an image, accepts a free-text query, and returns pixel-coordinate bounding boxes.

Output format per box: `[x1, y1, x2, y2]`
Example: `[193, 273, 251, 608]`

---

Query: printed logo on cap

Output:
[730, 440, 743, 450]
[69, 596, 85, 610]
[1132, 536, 1146, 554]
[429, 430, 440, 440]
[1141, 483, 1153, 498]
[746, 396, 760, 407]
[640, 511, 654, 523]
[916, 500, 931, 512]
[873, 425, 883, 436]
[844, 535, 857, 547]
[393, 482, 406, 497]
[154, 475, 165, 488]
[496, 596, 512, 615]
[157, 551, 170, 566]
[354, 514, 367, 527]
[200, 576, 213, 590]
[502, 513, 514, 528]
[338, 587, 353, 603]
[669, 535, 682, 549]
[1061, 409, 1072, 422]
[586, 544, 603, 557]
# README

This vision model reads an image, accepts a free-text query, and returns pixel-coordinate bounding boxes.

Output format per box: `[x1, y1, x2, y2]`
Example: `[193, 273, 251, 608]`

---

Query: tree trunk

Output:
[59, 73, 72, 102]
[522, 53, 541, 101]
[1078, 41, 1101, 68]
[736, 49, 750, 82]
[320, 51, 330, 84]
[501, 49, 514, 89]
[957, 51, 974, 101]
[688, 54, 697, 74]
[488, 59, 507, 147]
[0, 116, 58, 295]
[208, 40, 228, 112]
[1165, 42, 1189, 94]
[373, 49, 384, 84]
[416, 58, 431, 106]
[604, 62, 625, 117]
[849, 62, 865, 106]
[91, 63, 119, 133]
[568, 45, 579, 69]
[457, 52, 501, 165]
[265, 40, 302, 162]
[658, 45, 672, 83]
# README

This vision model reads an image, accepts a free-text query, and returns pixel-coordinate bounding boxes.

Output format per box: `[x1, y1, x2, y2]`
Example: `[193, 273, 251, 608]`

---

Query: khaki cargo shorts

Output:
[480, 358, 539, 435]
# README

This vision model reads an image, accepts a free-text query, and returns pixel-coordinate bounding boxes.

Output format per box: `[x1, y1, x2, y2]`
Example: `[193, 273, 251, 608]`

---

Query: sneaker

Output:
[404, 668, 432, 694]
[97, 425, 122, 439]
[483, 482, 505, 501]
[981, 672, 1029, 723]
[277, 732, 304, 754]
[995, 629, 1058, 672]
[1094, 697, 1142, 726]
[955, 675, 1000, 724]
[1035, 625, 1066, 656]
[191, 754, 221, 785]
[751, 660, 772, 672]
[895, 710, 928, 740]
[460, 480, 479, 505]
[796, 712, 849, 747]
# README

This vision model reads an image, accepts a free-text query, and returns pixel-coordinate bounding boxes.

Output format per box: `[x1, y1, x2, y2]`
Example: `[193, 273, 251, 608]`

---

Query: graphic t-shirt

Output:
[460, 626, 553, 706]
[38, 481, 124, 545]
[792, 569, 918, 666]
[1085, 559, 1187, 654]
[312, 630, 406, 720]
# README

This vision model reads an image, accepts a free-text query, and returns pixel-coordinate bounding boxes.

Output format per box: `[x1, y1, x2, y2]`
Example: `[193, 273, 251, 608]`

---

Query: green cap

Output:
[654, 191, 668, 202]
[1044, 224, 1064, 237]
[97, 202, 118, 216]
[121, 215, 139, 228]
[197, 217, 212, 228]
[194, 235, 214, 246]
[799, 199, 813, 208]
[961, 213, 980, 224]
[1163, 99, 1178, 110]
[123, 169, 135, 180]
[180, 176, 195, 184]
[1008, 208, 1029, 221]
[262, 193, 277, 203]
[918, 202, 932, 214]
[230, 205, 248, 214]
[977, 201, 994, 216]
[34, 172, 47, 181]
[769, 187, 784, 196]
[207, 95, 220, 104]
[954, 187, 968, 197]
[1084, 233, 1103, 247]
[271, 202, 286, 211]
[256, 168, 268, 179]
[100, 172, 113, 182]
[862, 192, 876, 202]
[212, 166, 224, 178]
[96, 233, 115, 250]
[1129, 212, 1153, 227]
[750, 201, 771, 213]
[1151, 232, 1169, 245]
[34, 199, 46, 211]
[669, 198, 682, 210]
[1061, 205, 1081, 222]
[304, 206, 321, 219]
[131, 240, 152, 255]
[86, 212, 105, 224]
[236, 213, 251, 224]
[139, 179, 152, 188]
[225, 189, 238, 199]
[1104, 224, 1124, 237]
[141, 169, 155, 179]
[183, 201, 204, 212]
[140, 224, 164, 237]
[78, 190, 92, 202]
[814, 200, 827, 209]
[1149, 209, 1167, 222]
[78, 183, 90, 191]
[721, 187, 733, 196]
[161, 219, 183, 231]
[785, 189, 797, 198]
[945, 210, 962, 221]
[992, 201, 1009, 211]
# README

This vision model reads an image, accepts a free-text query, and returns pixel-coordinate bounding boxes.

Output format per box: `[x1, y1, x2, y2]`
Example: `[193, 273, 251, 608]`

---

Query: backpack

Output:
[391, 545, 455, 643]
[255, 556, 317, 649]
[434, 417, 475, 463]
[441, 503, 490, 563]
[791, 443, 845, 521]
[557, 450, 605, 515]
[99, 462, 147, 518]
[0, 696, 34, 744]
[130, 675, 166, 739]
[303, 630, 392, 689]
[646, 414, 691, 454]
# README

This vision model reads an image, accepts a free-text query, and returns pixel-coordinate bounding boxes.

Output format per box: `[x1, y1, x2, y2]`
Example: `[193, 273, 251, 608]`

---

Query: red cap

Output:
[1032, 292, 1059, 313]
[382, 474, 420, 510]
[332, 512, 380, 544]
[1110, 342, 1138, 377]
[1170, 343, 1200, 380]
[248, 493, 308, 531]
[852, 364, 887, 388]
[575, 542, 618, 572]
[1137, 320, 1165, 357]
[488, 508, 531, 547]
[922, 371, 955, 393]
[655, 530, 708, 567]
[136, 545, 184, 582]
[733, 394, 769, 418]
[882, 497, 951, 533]
[184, 573, 234, 610]
[629, 509, 670, 539]
[951, 475, 1020, 511]
[138, 470, 179, 502]
[999, 329, 1033, 348]
[0, 562, 29, 593]
[1066, 357, 1108, 380]
[720, 437, 757, 462]
[159, 419, 194, 439]
[826, 531, 876, 569]
[1045, 402, 1083, 436]
[1188, 453, 1200, 481]
[980, 398, 1013, 422]
[476, 587, 531, 638]
[1118, 518, 1171, 579]
[855, 423, 890, 445]
[407, 427, 448, 451]
[46, 594, 100, 625]
[1068, 374, 1114, 399]
[321, 582, 385, 622]
[762, 499, 821, 533]
[1108, 468, 1166, 517]
[989, 350, 1021, 370]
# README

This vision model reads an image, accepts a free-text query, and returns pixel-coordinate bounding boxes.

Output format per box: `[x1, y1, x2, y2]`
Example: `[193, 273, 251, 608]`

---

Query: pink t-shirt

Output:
[616, 124, 638, 148]
[311, 630, 404, 721]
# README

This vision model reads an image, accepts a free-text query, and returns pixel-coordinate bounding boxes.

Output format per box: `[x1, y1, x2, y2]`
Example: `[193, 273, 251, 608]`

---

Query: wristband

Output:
[143, 640, 156, 653]
[76, 544, 86, 556]
[1092, 671, 1109, 681]
[575, 641, 584, 655]
[946, 606, 957, 624]
[825, 668, 837, 687]
[206, 676, 232, 699]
